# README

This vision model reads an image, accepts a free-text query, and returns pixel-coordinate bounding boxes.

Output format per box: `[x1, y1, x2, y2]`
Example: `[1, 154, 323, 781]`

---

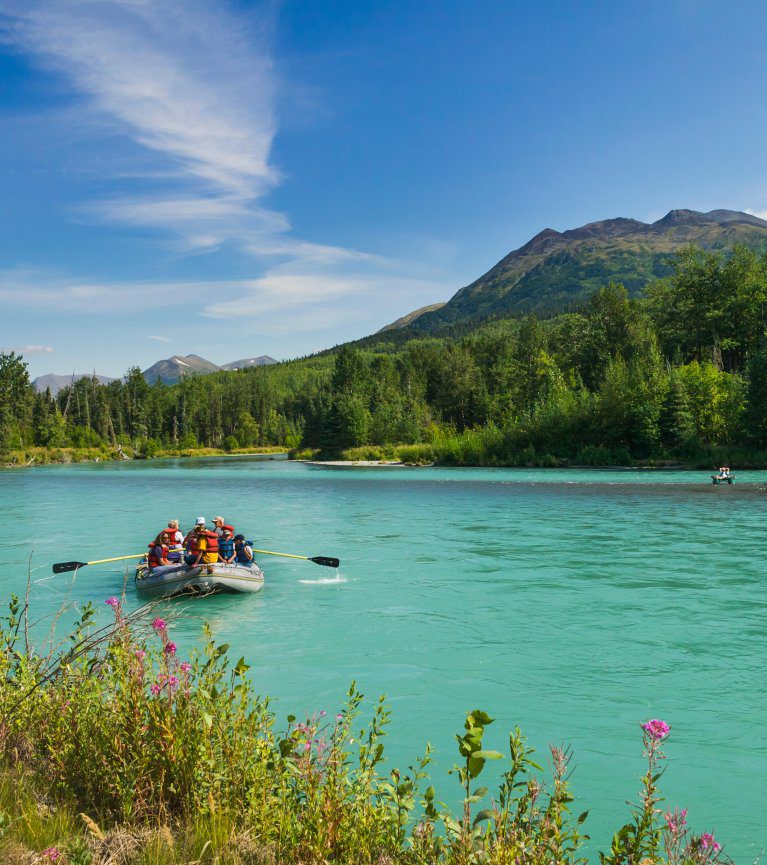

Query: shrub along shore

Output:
[1, 445, 288, 468]
[0, 595, 725, 865]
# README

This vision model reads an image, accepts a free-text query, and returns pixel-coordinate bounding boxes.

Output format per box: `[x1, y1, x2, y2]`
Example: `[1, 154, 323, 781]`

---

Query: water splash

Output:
[299, 570, 347, 586]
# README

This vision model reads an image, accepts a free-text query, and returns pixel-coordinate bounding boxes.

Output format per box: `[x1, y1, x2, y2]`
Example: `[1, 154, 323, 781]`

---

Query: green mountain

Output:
[397, 208, 767, 334]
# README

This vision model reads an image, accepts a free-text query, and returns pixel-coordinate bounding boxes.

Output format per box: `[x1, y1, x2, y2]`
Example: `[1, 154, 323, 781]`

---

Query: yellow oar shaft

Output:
[251, 548, 308, 561]
[87, 553, 147, 566]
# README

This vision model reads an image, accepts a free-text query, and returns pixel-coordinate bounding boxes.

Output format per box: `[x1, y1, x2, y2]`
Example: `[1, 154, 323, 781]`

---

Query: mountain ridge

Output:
[389, 208, 767, 335]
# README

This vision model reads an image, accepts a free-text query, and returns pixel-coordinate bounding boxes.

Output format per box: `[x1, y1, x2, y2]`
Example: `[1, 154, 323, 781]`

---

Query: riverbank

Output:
[5, 439, 765, 473]
[0, 598, 725, 865]
[1, 445, 288, 468]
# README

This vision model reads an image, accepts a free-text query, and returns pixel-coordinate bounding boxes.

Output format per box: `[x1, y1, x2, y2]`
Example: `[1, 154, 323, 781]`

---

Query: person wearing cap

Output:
[185, 517, 208, 566]
[188, 519, 219, 568]
[212, 516, 236, 537]
[234, 534, 254, 566]
[218, 527, 236, 564]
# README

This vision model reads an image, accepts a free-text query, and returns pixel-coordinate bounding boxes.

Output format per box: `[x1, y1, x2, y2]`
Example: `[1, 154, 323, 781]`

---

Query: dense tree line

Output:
[3, 244, 767, 464]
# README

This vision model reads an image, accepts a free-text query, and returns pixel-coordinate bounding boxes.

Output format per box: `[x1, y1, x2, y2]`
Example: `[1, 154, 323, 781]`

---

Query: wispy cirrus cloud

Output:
[0, 266, 450, 339]
[1, 344, 53, 354]
[1, 0, 276, 196]
[0, 0, 371, 268]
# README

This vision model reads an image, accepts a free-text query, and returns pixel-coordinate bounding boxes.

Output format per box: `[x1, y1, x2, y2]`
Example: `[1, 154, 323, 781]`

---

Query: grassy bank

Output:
[0, 595, 726, 865]
[1, 445, 288, 468]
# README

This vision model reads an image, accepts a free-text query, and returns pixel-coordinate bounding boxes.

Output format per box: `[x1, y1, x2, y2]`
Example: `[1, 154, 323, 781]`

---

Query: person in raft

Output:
[186, 517, 220, 568]
[234, 534, 254, 566]
[218, 527, 236, 563]
[148, 531, 171, 568]
[164, 519, 184, 562]
[212, 516, 236, 537]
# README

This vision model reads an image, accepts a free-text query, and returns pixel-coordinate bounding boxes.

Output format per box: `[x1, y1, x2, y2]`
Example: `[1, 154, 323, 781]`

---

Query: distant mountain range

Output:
[32, 373, 118, 396]
[141, 354, 222, 385]
[33, 354, 277, 392]
[141, 354, 277, 384]
[383, 208, 767, 334]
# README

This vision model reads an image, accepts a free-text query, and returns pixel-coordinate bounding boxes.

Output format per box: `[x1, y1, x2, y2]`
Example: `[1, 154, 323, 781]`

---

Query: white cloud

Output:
[0, 266, 452, 339]
[203, 271, 451, 324]
[1, 344, 53, 353]
[0, 0, 371, 269]
[1, 0, 276, 196]
[0, 268, 213, 312]
[745, 209, 767, 221]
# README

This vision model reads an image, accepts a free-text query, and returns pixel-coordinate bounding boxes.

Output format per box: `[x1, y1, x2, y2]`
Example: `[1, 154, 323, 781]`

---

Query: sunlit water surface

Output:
[2, 459, 765, 860]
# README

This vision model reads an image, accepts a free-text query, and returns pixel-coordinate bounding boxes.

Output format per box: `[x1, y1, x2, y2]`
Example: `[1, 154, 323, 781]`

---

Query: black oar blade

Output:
[52, 561, 87, 574]
[309, 556, 340, 568]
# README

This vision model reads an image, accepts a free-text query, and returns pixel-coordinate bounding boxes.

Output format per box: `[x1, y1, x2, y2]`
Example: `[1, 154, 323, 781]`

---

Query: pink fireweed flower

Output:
[150, 683, 161, 696]
[665, 808, 688, 833]
[134, 649, 146, 660]
[699, 833, 721, 851]
[642, 719, 670, 740]
[105, 597, 120, 608]
[167, 675, 179, 689]
[41, 848, 61, 863]
[180, 661, 192, 672]
[164, 642, 177, 655]
[151, 617, 167, 631]
[335, 713, 343, 722]
[320, 710, 327, 717]
[304, 742, 312, 752]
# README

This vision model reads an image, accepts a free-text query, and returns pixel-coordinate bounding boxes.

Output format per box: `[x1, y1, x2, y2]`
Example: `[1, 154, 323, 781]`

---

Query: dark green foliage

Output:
[746, 336, 767, 447]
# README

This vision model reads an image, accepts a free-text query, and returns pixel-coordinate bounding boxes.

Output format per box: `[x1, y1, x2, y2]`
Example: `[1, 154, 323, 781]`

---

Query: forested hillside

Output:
[3, 244, 767, 466]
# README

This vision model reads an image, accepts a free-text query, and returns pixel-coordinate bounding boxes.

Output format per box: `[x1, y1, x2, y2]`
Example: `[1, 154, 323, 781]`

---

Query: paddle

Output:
[52, 553, 147, 574]
[251, 548, 340, 568]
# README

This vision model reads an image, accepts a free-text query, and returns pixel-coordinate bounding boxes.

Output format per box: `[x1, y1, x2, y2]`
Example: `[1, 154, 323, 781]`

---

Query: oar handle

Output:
[87, 553, 148, 565]
[251, 549, 308, 560]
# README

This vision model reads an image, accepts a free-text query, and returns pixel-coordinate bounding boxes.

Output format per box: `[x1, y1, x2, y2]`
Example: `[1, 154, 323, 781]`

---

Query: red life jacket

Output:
[147, 543, 169, 568]
[204, 530, 219, 553]
[162, 529, 183, 548]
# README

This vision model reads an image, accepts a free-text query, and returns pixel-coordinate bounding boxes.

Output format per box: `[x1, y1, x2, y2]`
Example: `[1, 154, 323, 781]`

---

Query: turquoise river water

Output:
[2, 457, 765, 860]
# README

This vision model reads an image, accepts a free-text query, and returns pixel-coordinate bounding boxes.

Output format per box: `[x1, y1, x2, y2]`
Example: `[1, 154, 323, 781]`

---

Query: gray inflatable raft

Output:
[135, 561, 265, 599]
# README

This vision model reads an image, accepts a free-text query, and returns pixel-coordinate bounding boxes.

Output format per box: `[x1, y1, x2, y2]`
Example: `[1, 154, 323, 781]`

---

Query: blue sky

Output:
[1, 0, 767, 378]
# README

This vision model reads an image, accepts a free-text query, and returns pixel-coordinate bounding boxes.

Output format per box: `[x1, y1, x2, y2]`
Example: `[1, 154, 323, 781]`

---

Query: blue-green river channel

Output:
[2, 457, 765, 860]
